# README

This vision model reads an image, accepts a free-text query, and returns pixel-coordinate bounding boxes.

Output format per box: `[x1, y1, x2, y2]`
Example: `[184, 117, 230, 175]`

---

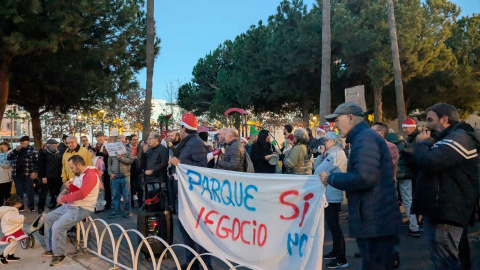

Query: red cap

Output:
[402, 118, 416, 128]
[317, 125, 326, 133]
[180, 113, 198, 130]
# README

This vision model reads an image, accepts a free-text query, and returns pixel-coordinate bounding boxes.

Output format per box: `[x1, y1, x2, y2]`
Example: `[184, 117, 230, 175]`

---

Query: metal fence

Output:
[75, 217, 254, 270]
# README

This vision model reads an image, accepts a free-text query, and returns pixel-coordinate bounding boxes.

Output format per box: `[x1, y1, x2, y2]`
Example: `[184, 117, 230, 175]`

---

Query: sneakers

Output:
[123, 212, 133, 218]
[323, 252, 337, 260]
[326, 259, 349, 269]
[0, 254, 8, 265]
[42, 251, 54, 257]
[6, 254, 20, 261]
[19, 206, 25, 212]
[408, 229, 420, 237]
[49, 255, 66, 267]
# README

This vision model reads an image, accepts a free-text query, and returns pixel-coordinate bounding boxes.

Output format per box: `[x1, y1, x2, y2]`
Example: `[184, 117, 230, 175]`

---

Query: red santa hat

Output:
[180, 113, 198, 130]
[402, 118, 416, 128]
[241, 137, 249, 143]
[317, 125, 326, 133]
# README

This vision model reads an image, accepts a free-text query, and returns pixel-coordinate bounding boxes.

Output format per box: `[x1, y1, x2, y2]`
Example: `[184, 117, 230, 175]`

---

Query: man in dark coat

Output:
[411, 103, 479, 269]
[320, 102, 401, 270]
[143, 133, 169, 184]
[169, 113, 210, 270]
[216, 128, 245, 172]
[35, 139, 63, 213]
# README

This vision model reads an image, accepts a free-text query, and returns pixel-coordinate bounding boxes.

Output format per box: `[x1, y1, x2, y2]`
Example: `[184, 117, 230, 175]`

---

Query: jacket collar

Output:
[227, 138, 238, 146]
[346, 121, 369, 144]
[436, 121, 475, 141]
[67, 144, 81, 153]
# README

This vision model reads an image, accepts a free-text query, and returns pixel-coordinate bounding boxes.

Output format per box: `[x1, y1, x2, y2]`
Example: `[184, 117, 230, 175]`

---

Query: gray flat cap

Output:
[46, 139, 59, 144]
[325, 102, 365, 121]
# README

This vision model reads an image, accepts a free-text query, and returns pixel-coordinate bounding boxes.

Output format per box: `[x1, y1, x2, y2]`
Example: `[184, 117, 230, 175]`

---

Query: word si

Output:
[279, 190, 314, 257]
[196, 206, 268, 247]
[186, 169, 258, 211]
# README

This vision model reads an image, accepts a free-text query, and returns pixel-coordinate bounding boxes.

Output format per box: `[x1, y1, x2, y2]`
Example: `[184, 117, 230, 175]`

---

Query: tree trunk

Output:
[302, 92, 310, 127]
[142, 0, 155, 141]
[319, 0, 331, 123]
[0, 60, 10, 124]
[386, 0, 406, 132]
[29, 108, 43, 150]
[373, 85, 383, 122]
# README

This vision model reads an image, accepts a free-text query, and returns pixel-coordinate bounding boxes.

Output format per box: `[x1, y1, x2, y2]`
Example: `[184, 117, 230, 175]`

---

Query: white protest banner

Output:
[345, 85, 367, 111]
[103, 142, 127, 156]
[177, 164, 327, 270]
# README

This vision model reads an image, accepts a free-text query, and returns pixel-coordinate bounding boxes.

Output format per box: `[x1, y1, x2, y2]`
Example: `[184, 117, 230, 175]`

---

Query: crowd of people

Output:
[0, 102, 478, 269]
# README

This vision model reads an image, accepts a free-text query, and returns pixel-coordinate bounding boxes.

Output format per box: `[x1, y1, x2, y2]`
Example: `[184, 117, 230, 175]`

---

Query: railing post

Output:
[76, 222, 81, 251]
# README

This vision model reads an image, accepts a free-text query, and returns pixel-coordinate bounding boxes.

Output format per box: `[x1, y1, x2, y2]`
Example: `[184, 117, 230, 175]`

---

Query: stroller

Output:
[20, 209, 51, 249]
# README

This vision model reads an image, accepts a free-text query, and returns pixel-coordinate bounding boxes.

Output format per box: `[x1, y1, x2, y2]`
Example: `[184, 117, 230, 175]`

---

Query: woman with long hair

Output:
[250, 130, 277, 173]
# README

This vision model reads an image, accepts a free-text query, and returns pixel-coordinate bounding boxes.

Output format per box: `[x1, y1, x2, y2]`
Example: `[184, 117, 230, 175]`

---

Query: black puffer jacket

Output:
[217, 139, 245, 172]
[327, 122, 401, 238]
[411, 122, 480, 227]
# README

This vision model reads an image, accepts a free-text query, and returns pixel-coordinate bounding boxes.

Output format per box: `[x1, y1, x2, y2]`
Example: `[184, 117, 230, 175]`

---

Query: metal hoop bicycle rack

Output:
[74, 217, 255, 270]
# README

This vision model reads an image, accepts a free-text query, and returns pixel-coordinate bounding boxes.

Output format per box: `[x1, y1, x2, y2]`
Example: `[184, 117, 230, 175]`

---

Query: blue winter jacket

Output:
[327, 122, 401, 238]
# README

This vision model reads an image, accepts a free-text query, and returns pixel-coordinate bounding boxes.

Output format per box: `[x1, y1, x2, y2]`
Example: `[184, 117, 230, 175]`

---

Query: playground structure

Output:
[224, 108, 248, 137]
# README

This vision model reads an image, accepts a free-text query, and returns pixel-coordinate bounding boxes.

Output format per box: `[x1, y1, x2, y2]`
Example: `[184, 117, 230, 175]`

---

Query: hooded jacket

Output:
[411, 122, 480, 227]
[0, 206, 24, 235]
[61, 167, 100, 212]
[327, 122, 401, 238]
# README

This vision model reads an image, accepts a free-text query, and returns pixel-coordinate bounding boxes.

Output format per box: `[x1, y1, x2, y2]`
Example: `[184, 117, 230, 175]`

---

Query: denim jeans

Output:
[398, 179, 419, 232]
[111, 176, 131, 215]
[425, 217, 463, 270]
[356, 235, 396, 270]
[325, 203, 346, 261]
[44, 204, 92, 256]
[13, 175, 35, 209]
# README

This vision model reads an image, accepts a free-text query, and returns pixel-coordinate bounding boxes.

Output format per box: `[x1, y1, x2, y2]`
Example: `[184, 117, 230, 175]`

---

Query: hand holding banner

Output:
[176, 164, 327, 270]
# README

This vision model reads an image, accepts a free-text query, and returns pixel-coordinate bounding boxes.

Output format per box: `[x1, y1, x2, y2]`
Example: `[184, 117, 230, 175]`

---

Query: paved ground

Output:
[0, 223, 88, 270]
[11, 199, 480, 269]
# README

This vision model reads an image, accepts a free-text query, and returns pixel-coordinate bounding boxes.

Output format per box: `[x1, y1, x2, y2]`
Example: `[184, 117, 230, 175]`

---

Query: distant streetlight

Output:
[76, 114, 83, 139]
[98, 109, 106, 134]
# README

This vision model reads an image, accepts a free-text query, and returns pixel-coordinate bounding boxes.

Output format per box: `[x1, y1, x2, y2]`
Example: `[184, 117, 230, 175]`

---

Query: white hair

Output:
[293, 128, 309, 143]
